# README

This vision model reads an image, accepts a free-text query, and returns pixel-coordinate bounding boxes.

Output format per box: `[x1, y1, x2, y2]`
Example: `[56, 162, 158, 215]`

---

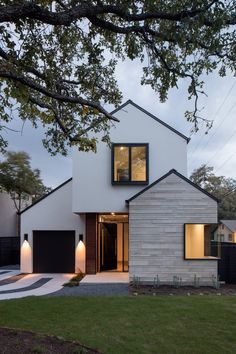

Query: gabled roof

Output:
[220, 220, 236, 233]
[126, 169, 219, 203]
[111, 100, 190, 144]
[19, 178, 72, 215]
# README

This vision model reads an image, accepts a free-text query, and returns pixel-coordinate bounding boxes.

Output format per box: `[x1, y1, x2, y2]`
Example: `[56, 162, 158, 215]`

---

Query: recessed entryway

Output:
[98, 214, 128, 272]
[33, 230, 75, 273]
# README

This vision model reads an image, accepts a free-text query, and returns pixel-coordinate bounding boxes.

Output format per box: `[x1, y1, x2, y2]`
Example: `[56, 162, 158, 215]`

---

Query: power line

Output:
[215, 151, 236, 174]
[194, 97, 236, 157]
[205, 122, 236, 167]
[219, 186, 236, 201]
[188, 80, 236, 156]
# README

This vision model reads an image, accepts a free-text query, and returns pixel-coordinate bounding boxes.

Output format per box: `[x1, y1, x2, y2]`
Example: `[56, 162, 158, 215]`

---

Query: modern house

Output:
[0, 192, 17, 238]
[214, 220, 236, 243]
[20, 100, 219, 284]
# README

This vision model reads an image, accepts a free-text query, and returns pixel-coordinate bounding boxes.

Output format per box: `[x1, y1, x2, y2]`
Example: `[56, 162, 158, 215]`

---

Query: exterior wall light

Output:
[79, 234, 83, 242]
[24, 233, 28, 242]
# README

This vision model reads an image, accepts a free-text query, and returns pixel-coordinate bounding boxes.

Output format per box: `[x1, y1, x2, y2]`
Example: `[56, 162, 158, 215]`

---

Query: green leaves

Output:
[0, 151, 51, 212]
[0, 1, 235, 154]
[190, 164, 236, 220]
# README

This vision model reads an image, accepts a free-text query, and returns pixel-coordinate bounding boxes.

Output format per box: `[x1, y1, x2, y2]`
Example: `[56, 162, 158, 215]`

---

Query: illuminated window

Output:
[112, 144, 148, 184]
[184, 224, 219, 259]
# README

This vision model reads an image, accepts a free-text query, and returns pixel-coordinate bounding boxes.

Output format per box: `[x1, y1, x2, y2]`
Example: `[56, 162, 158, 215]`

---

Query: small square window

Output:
[112, 144, 149, 185]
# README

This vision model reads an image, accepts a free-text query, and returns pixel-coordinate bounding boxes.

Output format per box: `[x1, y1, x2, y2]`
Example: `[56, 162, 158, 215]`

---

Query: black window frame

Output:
[111, 143, 149, 185]
[183, 223, 220, 260]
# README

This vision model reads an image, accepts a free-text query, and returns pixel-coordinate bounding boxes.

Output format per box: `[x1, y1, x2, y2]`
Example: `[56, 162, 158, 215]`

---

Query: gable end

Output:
[126, 169, 219, 203]
[111, 100, 190, 144]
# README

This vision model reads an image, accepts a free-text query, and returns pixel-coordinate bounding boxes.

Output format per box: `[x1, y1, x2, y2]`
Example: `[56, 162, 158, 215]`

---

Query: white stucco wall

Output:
[20, 180, 85, 273]
[72, 102, 188, 213]
[0, 192, 17, 237]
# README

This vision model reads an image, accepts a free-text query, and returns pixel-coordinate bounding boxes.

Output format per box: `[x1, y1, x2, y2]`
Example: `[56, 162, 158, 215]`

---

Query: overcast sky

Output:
[1, 58, 236, 188]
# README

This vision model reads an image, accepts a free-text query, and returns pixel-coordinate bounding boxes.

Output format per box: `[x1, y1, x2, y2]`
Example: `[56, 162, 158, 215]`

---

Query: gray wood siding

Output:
[129, 173, 218, 284]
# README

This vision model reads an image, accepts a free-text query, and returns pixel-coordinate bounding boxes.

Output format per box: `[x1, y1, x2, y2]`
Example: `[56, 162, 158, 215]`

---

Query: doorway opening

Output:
[98, 214, 128, 272]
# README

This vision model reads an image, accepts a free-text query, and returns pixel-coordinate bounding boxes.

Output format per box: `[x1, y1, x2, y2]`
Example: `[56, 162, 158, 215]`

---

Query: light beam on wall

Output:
[76, 239, 85, 273]
[21, 238, 32, 273]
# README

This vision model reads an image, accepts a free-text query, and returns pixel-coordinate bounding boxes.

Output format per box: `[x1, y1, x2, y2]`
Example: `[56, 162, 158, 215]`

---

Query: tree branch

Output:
[0, 1, 233, 26]
[0, 68, 119, 123]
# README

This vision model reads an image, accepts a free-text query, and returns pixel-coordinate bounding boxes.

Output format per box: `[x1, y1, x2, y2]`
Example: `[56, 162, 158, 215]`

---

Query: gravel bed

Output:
[49, 283, 129, 296]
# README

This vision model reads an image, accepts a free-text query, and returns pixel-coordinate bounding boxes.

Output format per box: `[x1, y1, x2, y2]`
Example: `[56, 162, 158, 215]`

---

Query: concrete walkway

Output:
[81, 272, 129, 284]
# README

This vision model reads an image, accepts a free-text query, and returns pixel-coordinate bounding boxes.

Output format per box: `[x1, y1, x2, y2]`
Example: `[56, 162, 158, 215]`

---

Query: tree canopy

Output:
[0, 1, 235, 154]
[0, 151, 51, 213]
[190, 164, 236, 220]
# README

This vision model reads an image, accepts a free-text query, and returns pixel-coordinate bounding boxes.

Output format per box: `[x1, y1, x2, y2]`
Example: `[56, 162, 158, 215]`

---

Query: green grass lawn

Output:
[0, 296, 236, 354]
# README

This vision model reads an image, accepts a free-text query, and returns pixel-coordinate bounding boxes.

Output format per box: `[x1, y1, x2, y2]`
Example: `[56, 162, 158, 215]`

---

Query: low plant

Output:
[153, 275, 160, 289]
[173, 276, 182, 288]
[63, 271, 85, 287]
[212, 274, 220, 289]
[132, 275, 141, 288]
[193, 274, 200, 288]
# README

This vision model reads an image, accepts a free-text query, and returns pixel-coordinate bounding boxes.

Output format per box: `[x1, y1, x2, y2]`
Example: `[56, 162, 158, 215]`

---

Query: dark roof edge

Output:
[19, 177, 72, 215]
[126, 169, 219, 203]
[111, 100, 190, 144]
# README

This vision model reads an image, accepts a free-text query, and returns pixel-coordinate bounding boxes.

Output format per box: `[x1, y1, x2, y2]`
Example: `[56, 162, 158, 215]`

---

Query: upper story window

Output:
[112, 143, 149, 185]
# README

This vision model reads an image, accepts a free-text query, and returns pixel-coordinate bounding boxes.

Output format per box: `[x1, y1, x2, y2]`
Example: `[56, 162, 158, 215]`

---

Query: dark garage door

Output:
[33, 230, 75, 273]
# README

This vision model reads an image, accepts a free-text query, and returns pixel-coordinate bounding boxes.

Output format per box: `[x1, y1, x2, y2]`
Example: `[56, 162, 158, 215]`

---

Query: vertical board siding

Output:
[129, 173, 218, 284]
[0, 237, 20, 266]
[86, 213, 97, 274]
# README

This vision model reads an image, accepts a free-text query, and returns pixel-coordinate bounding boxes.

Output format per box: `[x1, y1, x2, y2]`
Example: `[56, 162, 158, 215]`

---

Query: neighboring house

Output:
[0, 192, 32, 237]
[0, 192, 31, 266]
[0, 192, 17, 237]
[214, 220, 236, 243]
[20, 100, 219, 284]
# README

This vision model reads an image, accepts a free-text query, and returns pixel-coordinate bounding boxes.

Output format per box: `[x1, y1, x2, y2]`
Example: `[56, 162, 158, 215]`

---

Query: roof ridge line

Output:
[19, 177, 72, 214]
[126, 169, 219, 203]
[110, 100, 190, 143]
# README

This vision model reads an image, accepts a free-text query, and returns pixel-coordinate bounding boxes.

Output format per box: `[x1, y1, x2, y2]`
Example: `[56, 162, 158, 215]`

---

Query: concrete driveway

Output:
[0, 270, 74, 300]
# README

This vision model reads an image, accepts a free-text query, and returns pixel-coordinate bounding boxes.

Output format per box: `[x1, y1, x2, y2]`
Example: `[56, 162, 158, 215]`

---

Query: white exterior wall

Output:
[72, 102, 188, 213]
[129, 173, 218, 284]
[20, 180, 85, 273]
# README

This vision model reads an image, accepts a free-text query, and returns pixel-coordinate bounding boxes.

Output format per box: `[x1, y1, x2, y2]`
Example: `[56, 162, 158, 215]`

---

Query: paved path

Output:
[0, 278, 52, 294]
[0, 270, 130, 299]
[81, 272, 129, 284]
[0, 270, 21, 281]
[0, 272, 74, 300]
[0, 273, 26, 286]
